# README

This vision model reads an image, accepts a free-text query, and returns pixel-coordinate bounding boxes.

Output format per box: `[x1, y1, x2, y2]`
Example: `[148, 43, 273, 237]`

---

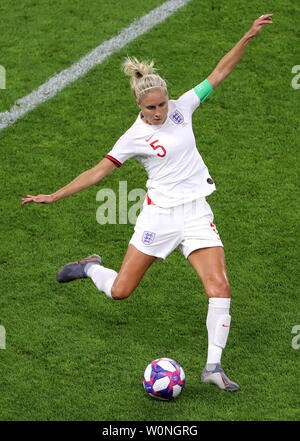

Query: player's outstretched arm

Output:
[207, 14, 273, 89]
[21, 158, 117, 206]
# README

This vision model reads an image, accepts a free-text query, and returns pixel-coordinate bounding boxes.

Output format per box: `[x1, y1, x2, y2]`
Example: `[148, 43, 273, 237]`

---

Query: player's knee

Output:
[111, 284, 132, 300]
[206, 278, 231, 298]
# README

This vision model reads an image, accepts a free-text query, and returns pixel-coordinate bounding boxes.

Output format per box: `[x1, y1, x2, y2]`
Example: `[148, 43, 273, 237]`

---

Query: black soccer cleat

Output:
[56, 254, 102, 283]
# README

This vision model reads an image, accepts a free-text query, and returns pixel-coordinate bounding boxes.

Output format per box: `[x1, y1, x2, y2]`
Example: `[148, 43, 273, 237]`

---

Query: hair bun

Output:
[135, 71, 143, 79]
[122, 56, 167, 102]
[123, 56, 156, 79]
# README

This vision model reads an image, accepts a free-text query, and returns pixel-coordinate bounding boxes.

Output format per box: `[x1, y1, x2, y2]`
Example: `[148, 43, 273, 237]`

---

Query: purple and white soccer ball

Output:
[143, 358, 185, 401]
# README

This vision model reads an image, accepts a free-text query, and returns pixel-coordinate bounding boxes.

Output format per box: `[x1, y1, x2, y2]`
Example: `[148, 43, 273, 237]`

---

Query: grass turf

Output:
[0, 0, 299, 421]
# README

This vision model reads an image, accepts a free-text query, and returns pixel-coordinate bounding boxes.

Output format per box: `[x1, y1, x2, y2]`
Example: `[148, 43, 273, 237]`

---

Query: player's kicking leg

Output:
[56, 255, 102, 282]
[188, 246, 240, 392]
[56, 245, 156, 300]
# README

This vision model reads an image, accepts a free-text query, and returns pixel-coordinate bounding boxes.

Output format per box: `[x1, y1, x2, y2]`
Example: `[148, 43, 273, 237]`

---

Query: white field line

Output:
[0, 0, 191, 131]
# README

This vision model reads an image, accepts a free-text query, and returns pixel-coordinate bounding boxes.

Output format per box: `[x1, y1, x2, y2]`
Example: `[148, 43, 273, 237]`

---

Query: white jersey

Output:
[106, 88, 216, 208]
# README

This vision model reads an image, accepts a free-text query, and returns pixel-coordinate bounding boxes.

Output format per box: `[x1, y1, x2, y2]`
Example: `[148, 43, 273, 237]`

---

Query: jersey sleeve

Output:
[105, 133, 136, 167]
[176, 79, 214, 114]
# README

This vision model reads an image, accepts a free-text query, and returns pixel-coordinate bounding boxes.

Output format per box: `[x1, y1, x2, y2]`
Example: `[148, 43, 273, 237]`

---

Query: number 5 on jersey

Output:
[145, 136, 166, 158]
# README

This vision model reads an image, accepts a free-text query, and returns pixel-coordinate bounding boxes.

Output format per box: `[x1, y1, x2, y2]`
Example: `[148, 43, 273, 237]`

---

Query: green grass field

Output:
[0, 0, 299, 422]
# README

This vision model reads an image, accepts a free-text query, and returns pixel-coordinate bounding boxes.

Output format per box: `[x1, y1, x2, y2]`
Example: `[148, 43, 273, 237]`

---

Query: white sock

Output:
[206, 297, 231, 367]
[86, 264, 117, 299]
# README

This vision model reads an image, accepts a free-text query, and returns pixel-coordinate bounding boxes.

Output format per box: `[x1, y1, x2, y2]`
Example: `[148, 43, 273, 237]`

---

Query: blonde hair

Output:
[123, 56, 167, 102]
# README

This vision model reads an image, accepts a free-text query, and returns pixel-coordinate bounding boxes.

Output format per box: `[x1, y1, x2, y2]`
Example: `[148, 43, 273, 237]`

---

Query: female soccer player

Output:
[22, 14, 273, 391]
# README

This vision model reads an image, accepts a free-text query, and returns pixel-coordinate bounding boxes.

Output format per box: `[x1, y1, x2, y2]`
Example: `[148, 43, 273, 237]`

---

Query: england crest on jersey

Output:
[170, 110, 184, 125]
[142, 231, 156, 245]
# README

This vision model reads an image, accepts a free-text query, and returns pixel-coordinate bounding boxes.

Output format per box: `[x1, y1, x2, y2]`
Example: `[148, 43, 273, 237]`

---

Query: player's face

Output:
[138, 89, 168, 125]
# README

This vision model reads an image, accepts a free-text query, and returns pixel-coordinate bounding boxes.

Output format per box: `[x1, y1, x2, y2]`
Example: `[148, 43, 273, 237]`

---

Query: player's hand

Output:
[248, 14, 273, 38]
[21, 194, 54, 206]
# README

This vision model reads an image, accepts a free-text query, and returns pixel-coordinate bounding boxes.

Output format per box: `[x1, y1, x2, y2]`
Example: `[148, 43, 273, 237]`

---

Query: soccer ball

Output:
[143, 358, 185, 401]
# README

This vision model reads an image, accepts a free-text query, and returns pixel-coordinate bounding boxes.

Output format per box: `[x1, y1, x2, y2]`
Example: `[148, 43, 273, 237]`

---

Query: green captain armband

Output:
[193, 79, 214, 103]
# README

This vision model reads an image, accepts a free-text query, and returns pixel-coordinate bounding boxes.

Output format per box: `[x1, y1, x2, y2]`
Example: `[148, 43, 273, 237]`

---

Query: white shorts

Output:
[129, 197, 223, 261]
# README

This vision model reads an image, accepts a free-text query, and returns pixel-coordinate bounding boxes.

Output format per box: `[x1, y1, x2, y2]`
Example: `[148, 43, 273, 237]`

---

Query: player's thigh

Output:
[111, 244, 156, 299]
[188, 246, 230, 298]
